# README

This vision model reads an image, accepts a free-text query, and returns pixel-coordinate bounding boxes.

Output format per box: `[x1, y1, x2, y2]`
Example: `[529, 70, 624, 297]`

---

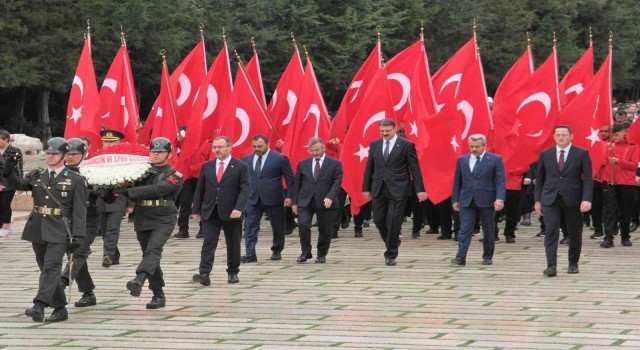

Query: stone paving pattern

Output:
[1, 214, 640, 349]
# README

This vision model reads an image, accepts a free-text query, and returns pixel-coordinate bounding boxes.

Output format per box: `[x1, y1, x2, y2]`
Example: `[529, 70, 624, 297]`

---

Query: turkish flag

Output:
[64, 33, 101, 154]
[432, 38, 476, 110]
[559, 45, 594, 107]
[386, 39, 438, 123]
[177, 43, 234, 178]
[332, 41, 381, 141]
[141, 38, 207, 144]
[148, 60, 179, 163]
[494, 46, 560, 172]
[246, 48, 267, 109]
[421, 103, 463, 204]
[218, 62, 275, 158]
[97, 41, 139, 144]
[557, 49, 612, 173]
[340, 66, 396, 214]
[267, 46, 305, 144]
[282, 59, 334, 172]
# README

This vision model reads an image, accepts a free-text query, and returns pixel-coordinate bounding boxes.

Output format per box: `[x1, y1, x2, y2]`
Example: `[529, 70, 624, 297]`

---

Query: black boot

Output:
[25, 302, 45, 322]
[126, 272, 147, 297]
[146, 290, 166, 309]
[74, 292, 97, 307]
[45, 307, 69, 322]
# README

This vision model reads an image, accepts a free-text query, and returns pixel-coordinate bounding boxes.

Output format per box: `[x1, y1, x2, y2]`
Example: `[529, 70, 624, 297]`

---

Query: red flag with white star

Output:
[64, 32, 101, 154]
[557, 48, 612, 173]
[98, 36, 139, 145]
[340, 65, 396, 214]
[559, 45, 594, 107]
[432, 38, 476, 110]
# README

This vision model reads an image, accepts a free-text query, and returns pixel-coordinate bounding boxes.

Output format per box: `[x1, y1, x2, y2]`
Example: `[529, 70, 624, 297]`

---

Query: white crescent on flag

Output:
[176, 73, 192, 106]
[564, 83, 584, 96]
[233, 108, 250, 147]
[457, 100, 474, 139]
[202, 85, 218, 120]
[362, 111, 386, 138]
[387, 73, 411, 112]
[516, 92, 552, 137]
[282, 90, 298, 125]
[72, 76, 84, 99]
[303, 104, 321, 138]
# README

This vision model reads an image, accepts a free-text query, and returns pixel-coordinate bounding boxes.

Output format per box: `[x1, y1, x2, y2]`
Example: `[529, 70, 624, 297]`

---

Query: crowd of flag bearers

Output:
[4, 23, 640, 322]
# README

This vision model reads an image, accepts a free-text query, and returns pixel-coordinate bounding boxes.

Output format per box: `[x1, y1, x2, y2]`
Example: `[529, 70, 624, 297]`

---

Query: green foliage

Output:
[1, 0, 640, 136]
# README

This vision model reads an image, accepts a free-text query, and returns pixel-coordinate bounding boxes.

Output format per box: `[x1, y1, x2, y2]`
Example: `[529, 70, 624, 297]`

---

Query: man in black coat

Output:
[535, 125, 593, 276]
[291, 138, 343, 263]
[192, 136, 250, 286]
[241, 135, 294, 262]
[363, 119, 426, 266]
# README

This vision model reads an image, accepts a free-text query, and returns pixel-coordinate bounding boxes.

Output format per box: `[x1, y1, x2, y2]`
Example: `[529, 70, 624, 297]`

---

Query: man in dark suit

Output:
[241, 135, 294, 262]
[192, 136, 250, 285]
[451, 134, 506, 266]
[291, 138, 343, 263]
[535, 125, 593, 276]
[363, 118, 426, 266]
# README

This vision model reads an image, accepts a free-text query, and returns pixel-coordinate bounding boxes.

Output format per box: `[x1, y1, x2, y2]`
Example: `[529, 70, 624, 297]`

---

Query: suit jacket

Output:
[291, 156, 343, 209]
[192, 157, 250, 221]
[363, 137, 425, 199]
[534, 145, 593, 206]
[452, 152, 506, 208]
[242, 150, 294, 206]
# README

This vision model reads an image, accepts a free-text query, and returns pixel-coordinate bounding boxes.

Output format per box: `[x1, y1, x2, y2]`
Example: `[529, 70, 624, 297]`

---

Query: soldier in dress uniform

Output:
[97, 129, 133, 267]
[113, 137, 182, 309]
[5, 137, 87, 322]
[61, 137, 100, 307]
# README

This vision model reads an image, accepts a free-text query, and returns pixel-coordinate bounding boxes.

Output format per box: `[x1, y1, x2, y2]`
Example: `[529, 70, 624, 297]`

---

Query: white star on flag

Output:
[585, 127, 601, 147]
[69, 106, 83, 124]
[409, 121, 418, 137]
[353, 144, 370, 162]
[450, 135, 459, 152]
[156, 107, 163, 118]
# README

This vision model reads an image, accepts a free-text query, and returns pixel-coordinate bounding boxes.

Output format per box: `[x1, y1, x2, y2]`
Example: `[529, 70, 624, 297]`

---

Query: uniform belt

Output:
[33, 206, 65, 216]
[138, 199, 175, 207]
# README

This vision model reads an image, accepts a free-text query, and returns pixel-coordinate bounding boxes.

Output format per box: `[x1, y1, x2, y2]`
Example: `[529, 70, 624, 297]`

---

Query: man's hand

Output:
[362, 192, 372, 201]
[328, 138, 340, 145]
[113, 188, 129, 196]
[0, 185, 5, 191]
[192, 214, 201, 222]
[416, 192, 427, 202]
[324, 198, 333, 208]
[69, 237, 83, 253]
[284, 198, 292, 207]
[534, 202, 542, 215]
[523, 178, 532, 185]
[580, 201, 592, 213]
[452, 202, 460, 211]
[126, 207, 134, 214]
[292, 204, 298, 215]
[276, 139, 284, 149]
[230, 209, 242, 219]
[608, 156, 619, 164]
[494, 200, 504, 211]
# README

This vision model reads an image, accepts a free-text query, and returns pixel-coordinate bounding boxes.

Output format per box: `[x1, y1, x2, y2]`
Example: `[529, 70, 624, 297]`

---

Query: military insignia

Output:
[61, 192, 68, 198]
[154, 141, 161, 147]
[174, 171, 183, 178]
[167, 175, 179, 184]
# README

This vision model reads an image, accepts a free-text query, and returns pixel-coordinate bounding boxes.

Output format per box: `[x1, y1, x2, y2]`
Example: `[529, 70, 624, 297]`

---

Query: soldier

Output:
[113, 137, 182, 309]
[5, 137, 87, 322]
[61, 137, 100, 307]
[97, 129, 133, 267]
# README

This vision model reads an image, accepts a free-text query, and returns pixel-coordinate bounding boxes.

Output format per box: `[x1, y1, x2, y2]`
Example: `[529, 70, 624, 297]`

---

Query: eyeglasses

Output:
[212, 145, 229, 149]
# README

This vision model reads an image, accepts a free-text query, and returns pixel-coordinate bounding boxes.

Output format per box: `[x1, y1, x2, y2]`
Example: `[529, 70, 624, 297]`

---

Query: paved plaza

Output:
[1, 213, 640, 349]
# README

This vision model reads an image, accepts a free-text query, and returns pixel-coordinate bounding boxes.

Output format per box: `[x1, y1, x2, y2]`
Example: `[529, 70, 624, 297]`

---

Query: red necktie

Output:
[559, 150, 565, 172]
[217, 162, 225, 182]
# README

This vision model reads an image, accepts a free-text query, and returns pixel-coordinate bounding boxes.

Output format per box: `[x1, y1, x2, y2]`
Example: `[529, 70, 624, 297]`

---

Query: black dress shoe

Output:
[297, 254, 311, 263]
[411, 232, 420, 239]
[331, 232, 339, 238]
[25, 302, 45, 322]
[341, 220, 350, 229]
[354, 229, 363, 237]
[45, 307, 68, 322]
[385, 258, 396, 266]
[284, 223, 298, 236]
[315, 256, 326, 263]
[590, 232, 603, 239]
[450, 257, 466, 266]
[622, 239, 633, 247]
[74, 292, 97, 307]
[196, 231, 204, 238]
[270, 252, 282, 260]
[102, 255, 113, 268]
[228, 274, 239, 284]
[126, 272, 147, 296]
[174, 231, 190, 239]
[482, 259, 493, 265]
[241, 254, 258, 263]
[600, 238, 614, 248]
[505, 237, 516, 243]
[567, 264, 579, 274]
[426, 228, 439, 234]
[437, 234, 452, 240]
[536, 231, 545, 237]
[192, 273, 211, 286]
[146, 291, 166, 309]
[362, 220, 370, 228]
[560, 237, 569, 244]
[543, 266, 557, 277]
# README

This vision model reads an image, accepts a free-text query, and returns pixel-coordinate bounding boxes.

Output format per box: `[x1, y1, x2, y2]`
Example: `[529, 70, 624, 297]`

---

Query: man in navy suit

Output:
[363, 119, 426, 266]
[291, 138, 343, 263]
[451, 134, 506, 266]
[241, 135, 294, 262]
[192, 136, 250, 286]
[535, 125, 593, 276]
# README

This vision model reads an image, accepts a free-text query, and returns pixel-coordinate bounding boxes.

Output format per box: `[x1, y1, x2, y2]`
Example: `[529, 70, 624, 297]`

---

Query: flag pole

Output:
[234, 50, 282, 141]
[160, 49, 180, 139]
